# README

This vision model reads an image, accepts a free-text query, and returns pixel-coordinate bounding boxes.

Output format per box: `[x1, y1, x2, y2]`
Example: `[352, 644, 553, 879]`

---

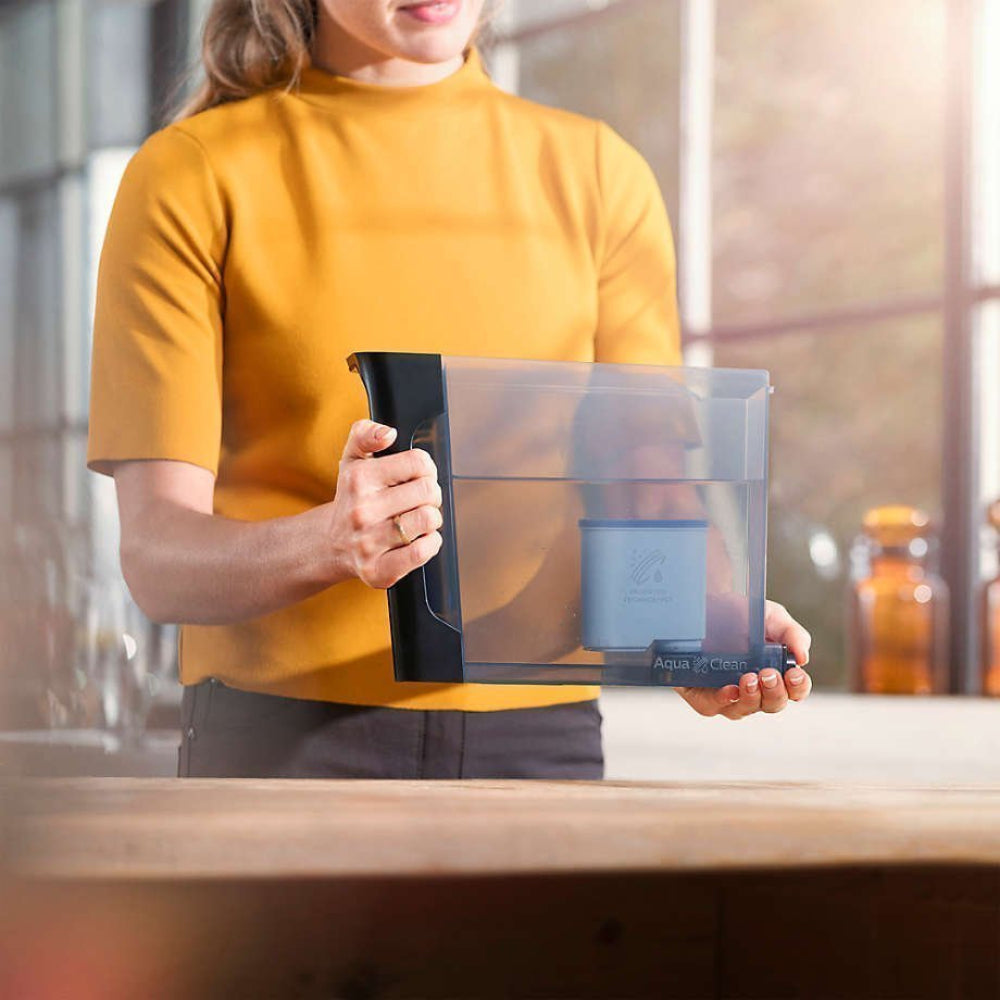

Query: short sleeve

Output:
[592, 121, 682, 367]
[86, 125, 227, 479]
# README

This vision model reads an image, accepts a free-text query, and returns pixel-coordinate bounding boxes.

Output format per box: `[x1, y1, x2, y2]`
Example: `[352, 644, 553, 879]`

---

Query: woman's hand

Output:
[324, 419, 444, 589]
[674, 600, 813, 719]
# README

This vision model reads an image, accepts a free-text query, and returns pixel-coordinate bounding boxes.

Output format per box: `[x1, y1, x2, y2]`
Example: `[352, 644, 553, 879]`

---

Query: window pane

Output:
[505, 0, 630, 32]
[512, 1, 681, 229]
[0, 1, 58, 184]
[713, 0, 946, 326]
[9, 185, 63, 521]
[0, 195, 11, 524]
[87, 1, 152, 148]
[14, 437, 62, 521]
[15, 187, 61, 430]
[0, 197, 15, 434]
[975, 0, 999, 288]
[714, 316, 943, 688]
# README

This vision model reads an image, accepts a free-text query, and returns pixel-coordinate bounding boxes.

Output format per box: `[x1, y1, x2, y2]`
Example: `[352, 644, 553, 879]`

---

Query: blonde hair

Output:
[171, 0, 500, 122]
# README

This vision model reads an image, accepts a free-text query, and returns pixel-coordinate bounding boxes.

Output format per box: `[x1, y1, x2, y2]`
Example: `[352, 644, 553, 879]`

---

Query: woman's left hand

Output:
[675, 600, 813, 720]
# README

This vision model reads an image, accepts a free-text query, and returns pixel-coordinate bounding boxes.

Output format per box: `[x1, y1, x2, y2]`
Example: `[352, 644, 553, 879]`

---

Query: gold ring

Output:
[392, 514, 412, 546]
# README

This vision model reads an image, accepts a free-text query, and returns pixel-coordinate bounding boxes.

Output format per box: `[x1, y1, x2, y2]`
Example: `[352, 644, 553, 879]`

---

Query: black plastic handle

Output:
[346, 352, 464, 683]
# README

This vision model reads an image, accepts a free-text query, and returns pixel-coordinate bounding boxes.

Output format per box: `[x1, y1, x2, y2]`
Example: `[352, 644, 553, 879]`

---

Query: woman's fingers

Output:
[375, 530, 444, 584]
[758, 668, 789, 713]
[341, 443, 438, 499]
[341, 419, 397, 461]
[385, 504, 444, 550]
[674, 685, 738, 716]
[369, 446, 439, 488]
[675, 678, 759, 719]
[783, 665, 813, 702]
[720, 670, 763, 719]
[369, 474, 443, 525]
[678, 663, 809, 719]
[333, 421, 446, 588]
[762, 601, 813, 701]
[765, 600, 812, 666]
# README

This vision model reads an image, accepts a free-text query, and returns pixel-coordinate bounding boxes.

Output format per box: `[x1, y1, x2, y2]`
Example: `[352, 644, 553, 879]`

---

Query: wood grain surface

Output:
[5, 777, 1000, 879]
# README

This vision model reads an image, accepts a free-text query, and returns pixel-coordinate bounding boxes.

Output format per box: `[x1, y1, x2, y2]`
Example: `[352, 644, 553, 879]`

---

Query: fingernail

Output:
[761, 670, 778, 689]
[376, 425, 394, 440]
[745, 675, 758, 692]
[788, 669, 805, 685]
[724, 686, 740, 703]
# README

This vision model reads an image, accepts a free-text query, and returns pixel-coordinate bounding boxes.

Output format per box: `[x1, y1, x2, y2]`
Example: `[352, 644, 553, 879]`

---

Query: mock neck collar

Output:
[293, 46, 492, 111]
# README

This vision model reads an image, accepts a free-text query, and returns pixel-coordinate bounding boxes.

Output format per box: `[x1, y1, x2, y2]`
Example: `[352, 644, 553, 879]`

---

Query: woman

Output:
[86, 0, 812, 779]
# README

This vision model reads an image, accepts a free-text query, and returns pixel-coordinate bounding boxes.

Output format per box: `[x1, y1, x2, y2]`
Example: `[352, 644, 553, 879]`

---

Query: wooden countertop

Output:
[5, 777, 1000, 880]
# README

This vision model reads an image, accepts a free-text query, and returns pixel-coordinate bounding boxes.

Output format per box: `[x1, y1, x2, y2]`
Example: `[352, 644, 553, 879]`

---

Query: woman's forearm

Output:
[121, 502, 346, 626]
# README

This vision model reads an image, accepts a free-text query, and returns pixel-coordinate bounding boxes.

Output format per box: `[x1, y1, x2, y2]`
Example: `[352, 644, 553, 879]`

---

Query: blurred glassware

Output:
[120, 592, 166, 742]
[1, 520, 80, 729]
[0, 516, 168, 739]
[848, 505, 948, 694]
[76, 574, 163, 743]
[0, 525, 33, 728]
[982, 500, 1000, 697]
[79, 574, 126, 732]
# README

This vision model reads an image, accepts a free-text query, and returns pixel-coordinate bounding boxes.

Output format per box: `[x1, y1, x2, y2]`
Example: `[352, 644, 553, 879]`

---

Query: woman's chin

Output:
[389, 37, 471, 64]
[388, 14, 477, 58]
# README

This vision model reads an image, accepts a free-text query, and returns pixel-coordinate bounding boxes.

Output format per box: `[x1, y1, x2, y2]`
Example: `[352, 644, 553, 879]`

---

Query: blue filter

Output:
[580, 519, 708, 652]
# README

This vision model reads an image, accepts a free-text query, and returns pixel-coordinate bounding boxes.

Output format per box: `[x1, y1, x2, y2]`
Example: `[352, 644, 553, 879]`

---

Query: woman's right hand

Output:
[325, 419, 444, 590]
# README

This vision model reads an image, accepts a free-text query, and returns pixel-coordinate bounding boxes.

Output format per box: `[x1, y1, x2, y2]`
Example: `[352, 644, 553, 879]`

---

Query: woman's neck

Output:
[309, 21, 464, 87]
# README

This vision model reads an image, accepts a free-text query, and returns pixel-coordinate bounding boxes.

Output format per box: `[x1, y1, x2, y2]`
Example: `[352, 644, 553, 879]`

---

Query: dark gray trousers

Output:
[178, 678, 604, 779]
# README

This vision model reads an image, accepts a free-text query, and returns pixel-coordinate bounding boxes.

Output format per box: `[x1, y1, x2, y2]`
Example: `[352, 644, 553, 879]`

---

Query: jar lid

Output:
[862, 505, 931, 547]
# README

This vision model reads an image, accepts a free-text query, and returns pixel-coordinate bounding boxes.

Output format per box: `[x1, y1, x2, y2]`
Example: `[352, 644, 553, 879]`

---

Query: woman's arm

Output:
[116, 420, 443, 625]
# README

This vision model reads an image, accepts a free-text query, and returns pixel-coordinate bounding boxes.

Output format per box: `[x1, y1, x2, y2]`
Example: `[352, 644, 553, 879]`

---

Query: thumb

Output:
[342, 420, 397, 461]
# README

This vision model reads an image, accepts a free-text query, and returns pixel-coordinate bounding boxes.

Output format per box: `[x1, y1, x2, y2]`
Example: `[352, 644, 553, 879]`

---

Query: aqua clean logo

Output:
[652, 654, 750, 674]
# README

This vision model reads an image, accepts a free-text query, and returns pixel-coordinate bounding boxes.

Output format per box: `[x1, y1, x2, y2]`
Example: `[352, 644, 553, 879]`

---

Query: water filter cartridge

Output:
[580, 519, 709, 652]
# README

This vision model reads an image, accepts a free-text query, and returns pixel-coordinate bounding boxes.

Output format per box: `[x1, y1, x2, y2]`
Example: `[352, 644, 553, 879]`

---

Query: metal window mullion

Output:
[678, 0, 714, 367]
[55, 0, 85, 168]
[0, 196, 14, 522]
[974, 0, 1000, 586]
[55, 0, 87, 525]
[941, 0, 979, 692]
[57, 172, 86, 523]
[694, 294, 946, 343]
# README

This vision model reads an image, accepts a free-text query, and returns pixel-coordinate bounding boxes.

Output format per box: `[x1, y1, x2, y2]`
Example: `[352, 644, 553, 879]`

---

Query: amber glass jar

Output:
[983, 500, 1000, 696]
[848, 505, 948, 694]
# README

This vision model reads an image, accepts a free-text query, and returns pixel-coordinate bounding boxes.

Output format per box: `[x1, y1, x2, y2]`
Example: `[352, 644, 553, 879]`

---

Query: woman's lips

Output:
[399, 1, 460, 26]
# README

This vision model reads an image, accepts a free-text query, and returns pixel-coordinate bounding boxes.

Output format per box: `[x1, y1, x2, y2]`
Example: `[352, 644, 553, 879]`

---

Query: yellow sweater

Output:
[86, 45, 682, 710]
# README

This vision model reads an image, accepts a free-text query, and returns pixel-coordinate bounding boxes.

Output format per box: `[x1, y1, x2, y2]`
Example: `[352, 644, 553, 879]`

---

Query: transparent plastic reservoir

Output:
[348, 353, 789, 688]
